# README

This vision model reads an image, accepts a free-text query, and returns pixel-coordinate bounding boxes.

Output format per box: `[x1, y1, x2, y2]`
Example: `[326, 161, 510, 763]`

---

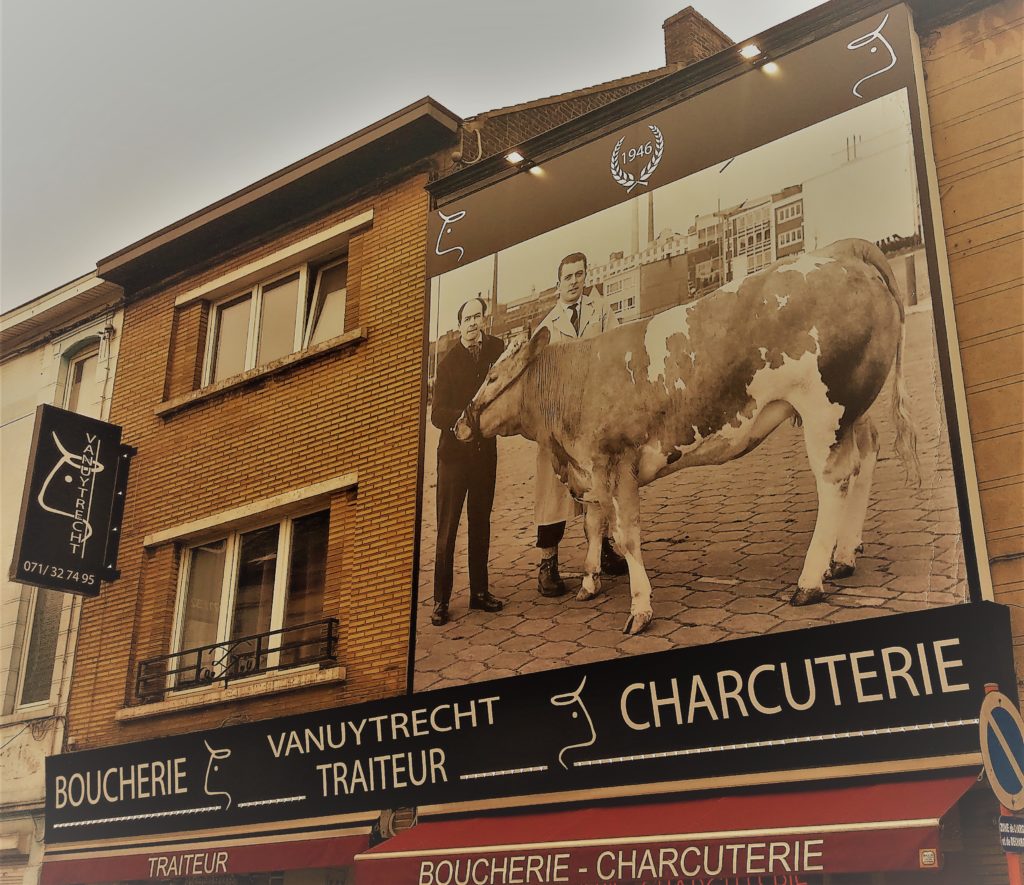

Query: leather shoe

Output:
[430, 604, 449, 626]
[469, 591, 503, 613]
[538, 555, 568, 597]
[601, 539, 628, 576]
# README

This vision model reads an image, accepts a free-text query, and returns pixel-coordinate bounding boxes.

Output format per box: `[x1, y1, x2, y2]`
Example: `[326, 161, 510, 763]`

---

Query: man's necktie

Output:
[569, 302, 580, 335]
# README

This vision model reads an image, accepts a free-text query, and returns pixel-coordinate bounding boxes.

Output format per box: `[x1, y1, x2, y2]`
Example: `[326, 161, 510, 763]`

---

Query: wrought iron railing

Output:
[136, 617, 339, 701]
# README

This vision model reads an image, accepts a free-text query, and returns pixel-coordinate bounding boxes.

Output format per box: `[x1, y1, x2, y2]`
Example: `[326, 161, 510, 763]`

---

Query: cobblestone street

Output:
[413, 304, 969, 691]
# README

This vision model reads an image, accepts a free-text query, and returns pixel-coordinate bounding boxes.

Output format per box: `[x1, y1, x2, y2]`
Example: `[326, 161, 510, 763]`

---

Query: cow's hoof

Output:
[576, 575, 601, 601]
[790, 586, 824, 606]
[623, 610, 653, 635]
[827, 560, 855, 580]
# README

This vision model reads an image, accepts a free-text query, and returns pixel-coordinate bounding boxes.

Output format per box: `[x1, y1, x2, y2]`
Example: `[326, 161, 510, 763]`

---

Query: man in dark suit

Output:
[429, 296, 505, 626]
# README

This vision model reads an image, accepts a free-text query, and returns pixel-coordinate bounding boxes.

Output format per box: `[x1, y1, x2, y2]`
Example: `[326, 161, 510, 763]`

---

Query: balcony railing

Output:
[136, 617, 339, 702]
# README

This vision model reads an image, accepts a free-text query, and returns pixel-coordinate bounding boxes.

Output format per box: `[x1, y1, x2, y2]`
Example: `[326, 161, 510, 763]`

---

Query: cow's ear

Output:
[529, 326, 551, 356]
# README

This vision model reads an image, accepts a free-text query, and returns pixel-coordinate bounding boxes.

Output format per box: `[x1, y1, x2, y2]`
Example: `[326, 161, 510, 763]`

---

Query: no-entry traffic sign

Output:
[980, 690, 1024, 812]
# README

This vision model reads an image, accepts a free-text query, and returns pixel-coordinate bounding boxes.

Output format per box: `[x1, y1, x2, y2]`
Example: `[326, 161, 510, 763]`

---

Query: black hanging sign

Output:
[9, 404, 134, 597]
[46, 603, 1013, 843]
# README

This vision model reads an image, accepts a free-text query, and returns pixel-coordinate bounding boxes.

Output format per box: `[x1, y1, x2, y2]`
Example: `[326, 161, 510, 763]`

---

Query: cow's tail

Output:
[860, 241, 921, 487]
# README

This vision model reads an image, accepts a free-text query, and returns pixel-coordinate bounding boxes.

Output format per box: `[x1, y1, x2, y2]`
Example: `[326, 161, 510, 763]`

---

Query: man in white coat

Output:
[533, 251, 628, 596]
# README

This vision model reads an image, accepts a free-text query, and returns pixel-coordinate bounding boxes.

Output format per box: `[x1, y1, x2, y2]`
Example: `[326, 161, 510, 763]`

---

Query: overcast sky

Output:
[1, 0, 825, 311]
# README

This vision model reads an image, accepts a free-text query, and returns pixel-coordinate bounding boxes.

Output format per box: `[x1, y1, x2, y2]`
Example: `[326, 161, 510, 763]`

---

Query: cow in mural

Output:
[454, 238, 920, 635]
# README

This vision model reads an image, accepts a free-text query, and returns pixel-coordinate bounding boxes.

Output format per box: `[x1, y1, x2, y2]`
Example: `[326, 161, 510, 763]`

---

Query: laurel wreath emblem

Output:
[610, 124, 665, 193]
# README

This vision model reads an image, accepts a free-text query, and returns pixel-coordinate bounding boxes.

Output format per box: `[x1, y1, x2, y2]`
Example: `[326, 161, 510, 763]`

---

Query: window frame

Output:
[202, 265, 310, 387]
[168, 504, 330, 689]
[62, 342, 101, 415]
[779, 226, 805, 248]
[13, 586, 69, 712]
[304, 258, 348, 348]
[777, 201, 804, 223]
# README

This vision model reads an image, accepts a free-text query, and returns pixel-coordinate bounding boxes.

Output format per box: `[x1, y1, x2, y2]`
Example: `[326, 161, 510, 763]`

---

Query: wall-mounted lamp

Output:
[506, 149, 539, 173]
[762, 61, 780, 75]
[739, 43, 761, 60]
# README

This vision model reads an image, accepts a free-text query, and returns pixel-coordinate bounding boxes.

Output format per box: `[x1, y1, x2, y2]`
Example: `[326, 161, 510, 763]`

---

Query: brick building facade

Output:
[64, 100, 460, 750]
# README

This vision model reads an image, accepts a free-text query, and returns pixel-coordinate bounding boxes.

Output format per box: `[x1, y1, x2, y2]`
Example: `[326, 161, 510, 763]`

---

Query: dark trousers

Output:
[537, 522, 613, 552]
[536, 522, 566, 550]
[434, 453, 497, 607]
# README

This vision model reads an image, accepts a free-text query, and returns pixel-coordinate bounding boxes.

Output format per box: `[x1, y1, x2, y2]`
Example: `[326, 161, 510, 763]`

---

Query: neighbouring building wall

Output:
[0, 297, 122, 885]
[920, 0, 1024, 692]
[66, 173, 431, 749]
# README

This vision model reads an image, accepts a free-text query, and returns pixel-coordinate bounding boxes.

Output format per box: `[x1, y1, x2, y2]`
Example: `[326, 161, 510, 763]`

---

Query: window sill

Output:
[0, 703, 58, 728]
[116, 664, 346, 721]
[156, 326, 366, 419]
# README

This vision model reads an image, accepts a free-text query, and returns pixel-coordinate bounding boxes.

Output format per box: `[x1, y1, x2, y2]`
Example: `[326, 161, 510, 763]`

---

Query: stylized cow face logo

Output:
[435, 209, 467, 263]
[550, 676, 597, 770]
[847, 13, 897, 98]
[37, 432, 105, 552]
[203, 741, 233, 810]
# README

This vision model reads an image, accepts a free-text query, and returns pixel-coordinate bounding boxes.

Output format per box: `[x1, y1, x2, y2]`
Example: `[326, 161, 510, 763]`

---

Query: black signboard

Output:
[1000, 817, 1024, 854]
[10, 404, 133, 597]
[47, 603, 1013, 843]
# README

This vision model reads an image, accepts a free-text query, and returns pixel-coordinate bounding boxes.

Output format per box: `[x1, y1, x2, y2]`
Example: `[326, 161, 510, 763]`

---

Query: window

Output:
[202, 260, 350, 386]
[306, 261, 347, 346]
[172, 510, 330, 687]
[16, 588, 64, 707]
[779, 226, 805, 248]
[205, 269, 307, 385]
[64, 345, 100, 418]
[777, 201, 803, 223]
[606, 280, 623, 295]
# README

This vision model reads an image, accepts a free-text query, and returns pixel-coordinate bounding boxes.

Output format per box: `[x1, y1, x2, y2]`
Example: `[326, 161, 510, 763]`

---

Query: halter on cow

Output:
[455, 239, 920, 635]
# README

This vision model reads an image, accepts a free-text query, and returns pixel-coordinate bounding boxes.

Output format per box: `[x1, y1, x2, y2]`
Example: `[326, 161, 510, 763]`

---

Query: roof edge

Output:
[467, 65, 683, 121]
[1, 272, 121, 331]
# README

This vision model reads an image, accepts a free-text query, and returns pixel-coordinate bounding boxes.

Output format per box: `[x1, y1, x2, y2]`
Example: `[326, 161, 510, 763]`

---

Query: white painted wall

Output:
[0, 299, 121, 885]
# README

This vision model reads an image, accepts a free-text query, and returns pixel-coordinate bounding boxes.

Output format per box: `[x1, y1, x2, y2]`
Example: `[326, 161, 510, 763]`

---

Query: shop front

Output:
[41, 604, 1016, 883]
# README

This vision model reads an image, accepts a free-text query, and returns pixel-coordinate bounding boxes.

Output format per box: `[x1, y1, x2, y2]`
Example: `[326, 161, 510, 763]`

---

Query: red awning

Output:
[41, 829, 369, 885]
[355, 775, 975, 884]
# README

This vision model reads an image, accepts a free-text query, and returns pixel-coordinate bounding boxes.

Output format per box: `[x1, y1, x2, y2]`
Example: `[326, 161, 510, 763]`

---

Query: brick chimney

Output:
[663, 7, 732, 67]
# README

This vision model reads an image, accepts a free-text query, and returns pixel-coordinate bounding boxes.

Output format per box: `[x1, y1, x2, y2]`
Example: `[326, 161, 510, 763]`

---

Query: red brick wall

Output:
[474, 82, 661, 164]
[663, 7, 732, 67]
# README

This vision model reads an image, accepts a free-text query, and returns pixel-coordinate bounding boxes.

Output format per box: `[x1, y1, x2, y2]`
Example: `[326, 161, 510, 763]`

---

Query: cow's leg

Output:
[829, 416, 878, 579]
[792, 424, 858, 606]
[606, 459, 653, 635]
[577, 504, 604, 601]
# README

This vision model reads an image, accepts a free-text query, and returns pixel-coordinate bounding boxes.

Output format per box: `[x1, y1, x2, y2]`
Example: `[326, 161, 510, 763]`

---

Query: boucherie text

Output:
[417, 840, 823, 884]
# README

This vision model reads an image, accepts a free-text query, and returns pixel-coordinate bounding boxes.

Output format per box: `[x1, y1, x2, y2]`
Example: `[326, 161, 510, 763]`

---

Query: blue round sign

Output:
[980, 691, 1024, 811]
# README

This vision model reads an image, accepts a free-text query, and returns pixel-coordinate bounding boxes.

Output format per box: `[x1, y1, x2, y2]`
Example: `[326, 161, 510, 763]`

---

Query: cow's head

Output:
[455, 326, 550, 441]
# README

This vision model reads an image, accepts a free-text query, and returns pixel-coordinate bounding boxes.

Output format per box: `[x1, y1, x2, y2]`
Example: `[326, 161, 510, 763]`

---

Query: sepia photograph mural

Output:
[414, 14, 985, 691]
